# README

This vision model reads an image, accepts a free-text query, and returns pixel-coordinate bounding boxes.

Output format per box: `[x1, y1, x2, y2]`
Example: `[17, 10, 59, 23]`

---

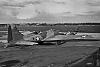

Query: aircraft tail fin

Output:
[40, 29, 59, 40]
[7, 25, 13, 43]
[7, 25, 23, 43]
[46, 29, 59, 38]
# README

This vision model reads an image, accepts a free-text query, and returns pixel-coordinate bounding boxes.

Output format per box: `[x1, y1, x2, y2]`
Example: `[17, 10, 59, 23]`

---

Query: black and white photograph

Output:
[0, 0, 100, 67]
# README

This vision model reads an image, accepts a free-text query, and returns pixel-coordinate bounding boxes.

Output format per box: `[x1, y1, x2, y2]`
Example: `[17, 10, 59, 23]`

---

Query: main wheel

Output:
[56, 41, 66, 45]
[56, 41, 61, 45]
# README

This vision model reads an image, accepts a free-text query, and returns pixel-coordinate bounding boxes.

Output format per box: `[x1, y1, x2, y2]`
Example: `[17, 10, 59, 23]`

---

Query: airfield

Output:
[0, 25, 100, 67]
[0, 41, 100, 67]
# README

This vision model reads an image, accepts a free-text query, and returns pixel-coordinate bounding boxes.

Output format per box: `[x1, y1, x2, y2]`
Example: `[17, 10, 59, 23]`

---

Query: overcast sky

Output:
[0, 0, 100, 24]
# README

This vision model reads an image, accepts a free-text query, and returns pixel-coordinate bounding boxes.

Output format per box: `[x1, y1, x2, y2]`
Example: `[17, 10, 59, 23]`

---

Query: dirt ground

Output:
[0, 41, 100, 67]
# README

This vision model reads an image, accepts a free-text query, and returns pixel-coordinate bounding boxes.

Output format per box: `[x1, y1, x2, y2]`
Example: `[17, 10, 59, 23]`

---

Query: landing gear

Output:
[56, 41, 61, 45]
[56, 41, 65, 45]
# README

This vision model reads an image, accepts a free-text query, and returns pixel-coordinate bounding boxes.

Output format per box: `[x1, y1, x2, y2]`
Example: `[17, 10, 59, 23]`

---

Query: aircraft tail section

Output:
[46, 29, 59, 38]
[46, 29, 55, 38]
[7, 25, 23, 43]
[7, 25, 13, 43]
[40, 29, 59, 40]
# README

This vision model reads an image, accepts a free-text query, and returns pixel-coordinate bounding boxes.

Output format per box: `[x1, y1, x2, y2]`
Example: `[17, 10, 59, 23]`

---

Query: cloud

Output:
[0, 0, 100, 22]
[16, 4, 38, 19]
[38, 0, 91, 15]
[15, 0, 91, 19]
[40, 2, 68, 14]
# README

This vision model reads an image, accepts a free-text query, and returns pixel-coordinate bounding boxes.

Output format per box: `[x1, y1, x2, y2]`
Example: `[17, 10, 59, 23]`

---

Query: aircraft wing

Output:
[34, 35, 100, 43]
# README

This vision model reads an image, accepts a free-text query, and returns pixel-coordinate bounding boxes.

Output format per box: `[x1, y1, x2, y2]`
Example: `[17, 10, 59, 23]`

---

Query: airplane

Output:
[4, 25, 66, 48]
[4, 25, 100, 48]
